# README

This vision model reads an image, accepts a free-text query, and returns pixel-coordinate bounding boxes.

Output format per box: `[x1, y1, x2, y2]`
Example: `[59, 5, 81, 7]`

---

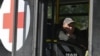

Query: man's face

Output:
[63, 23, 75, 33]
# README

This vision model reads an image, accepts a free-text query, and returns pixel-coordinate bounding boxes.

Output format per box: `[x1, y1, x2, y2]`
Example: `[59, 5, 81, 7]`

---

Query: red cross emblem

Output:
[3, 0, 24, 42]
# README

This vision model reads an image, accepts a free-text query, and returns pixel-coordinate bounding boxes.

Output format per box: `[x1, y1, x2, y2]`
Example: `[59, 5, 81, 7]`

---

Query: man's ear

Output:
[63, 23, 68, 28]
[0, 0, 3, 8]
[63, 23, 65, 28]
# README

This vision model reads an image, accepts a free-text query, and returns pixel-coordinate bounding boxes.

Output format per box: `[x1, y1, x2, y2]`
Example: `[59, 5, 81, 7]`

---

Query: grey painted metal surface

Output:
[89, 0, 93, 56]
[0, 41, 11, 56]
[12, 0, 19, 56]
[92, 0, 100, 56]
[16, 0, 39, 56]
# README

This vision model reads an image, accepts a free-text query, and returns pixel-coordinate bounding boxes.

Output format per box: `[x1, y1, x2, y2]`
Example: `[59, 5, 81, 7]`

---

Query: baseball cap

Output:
[63, 17, 74, 24]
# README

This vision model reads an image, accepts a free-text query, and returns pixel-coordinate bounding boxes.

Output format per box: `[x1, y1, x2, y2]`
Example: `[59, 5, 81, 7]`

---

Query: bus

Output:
[0, 0, 99, 56]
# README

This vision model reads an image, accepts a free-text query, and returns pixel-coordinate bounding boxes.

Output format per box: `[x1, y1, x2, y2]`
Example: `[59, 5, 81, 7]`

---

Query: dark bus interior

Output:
[43, 0, 89, 56]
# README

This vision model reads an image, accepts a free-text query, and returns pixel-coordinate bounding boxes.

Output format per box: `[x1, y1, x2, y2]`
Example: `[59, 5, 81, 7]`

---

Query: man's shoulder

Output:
[58, 29, 69, 41]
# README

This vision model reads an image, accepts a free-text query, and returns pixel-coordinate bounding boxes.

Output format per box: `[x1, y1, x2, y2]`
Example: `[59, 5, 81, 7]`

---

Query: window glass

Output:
[48, 6, 52, 19]
[60, 4, 89, 14]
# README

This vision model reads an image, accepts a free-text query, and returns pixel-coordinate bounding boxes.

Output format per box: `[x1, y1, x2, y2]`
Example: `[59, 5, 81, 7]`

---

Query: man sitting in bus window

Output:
[57, 17, 88, 56]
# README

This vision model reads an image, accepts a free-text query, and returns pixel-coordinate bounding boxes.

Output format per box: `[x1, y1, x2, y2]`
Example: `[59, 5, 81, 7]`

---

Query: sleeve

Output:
[58, 31, 69, 41]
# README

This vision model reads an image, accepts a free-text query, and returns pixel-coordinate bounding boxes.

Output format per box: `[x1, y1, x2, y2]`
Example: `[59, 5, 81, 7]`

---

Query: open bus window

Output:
[58, 3, 89, 56]
[59, 4, 89, 30]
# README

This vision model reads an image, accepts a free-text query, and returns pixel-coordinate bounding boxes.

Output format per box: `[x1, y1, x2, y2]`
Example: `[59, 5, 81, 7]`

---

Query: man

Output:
[58, 17, 77, 42]
[57, 17, 87, 56]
